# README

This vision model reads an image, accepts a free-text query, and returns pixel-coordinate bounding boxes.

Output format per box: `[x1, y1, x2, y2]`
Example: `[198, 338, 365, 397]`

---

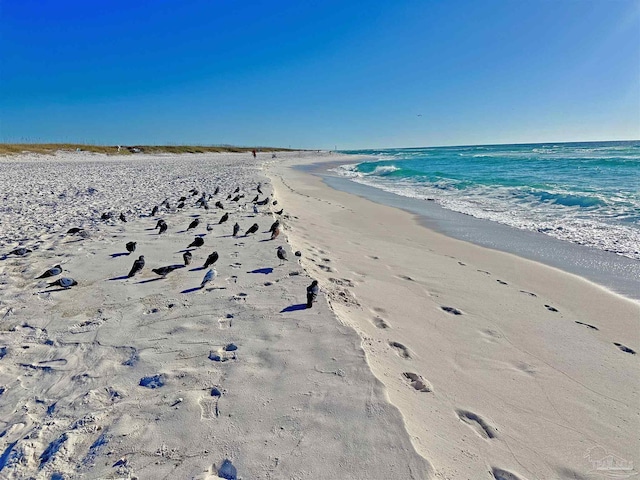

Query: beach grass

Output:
[0, 143, 291, 156]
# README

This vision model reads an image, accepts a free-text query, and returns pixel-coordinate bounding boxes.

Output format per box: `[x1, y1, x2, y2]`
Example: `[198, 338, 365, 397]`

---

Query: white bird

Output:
[200, 268, 216, 289]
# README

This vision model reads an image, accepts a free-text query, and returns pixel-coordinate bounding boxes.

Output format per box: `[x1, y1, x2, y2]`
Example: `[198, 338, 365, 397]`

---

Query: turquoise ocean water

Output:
[335, 141, 640, 261]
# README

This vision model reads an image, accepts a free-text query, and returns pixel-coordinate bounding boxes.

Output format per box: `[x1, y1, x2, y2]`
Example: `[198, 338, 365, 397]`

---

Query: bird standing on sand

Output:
[37, 265, 62, 279]
[187, 218, 200, 231]
[200, 268, 216, 289]
[204, 251, 219, 268]
[126, 241, 136, 254]
[207, 223, 214, 232]
[66, 227, 83, 234]
[219, 212, 229, 224]
[232, 223, 240, 237]
[269, 220, 280, 234]
[9, 247, 32, 256]
[152, 265, 181, 277]
[151, 205, 159, 217]
[183, 251, 192, 266]
[306, 280, 319, 308]
[177, 201, 185, 209]
[128, 256, 145, 277]
[188, 237, 204, 248]
[277, 246, 287, 265]
[48, 277, 77, 288]
[214, 186, 220, 195]
[271, 227, 280, 241]
[119, 213, 127, 222]
[245, 223, 259, 236]
[158, 221, 168, 235]
[215, 201, 224, 209]
[155, 219, 164, 229]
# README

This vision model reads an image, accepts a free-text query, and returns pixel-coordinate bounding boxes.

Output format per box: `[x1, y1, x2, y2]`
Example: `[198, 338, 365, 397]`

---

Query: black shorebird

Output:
[128, 256, 145, 277]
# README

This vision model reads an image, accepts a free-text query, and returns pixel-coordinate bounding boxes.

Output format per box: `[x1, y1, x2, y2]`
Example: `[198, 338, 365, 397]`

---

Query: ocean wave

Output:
[368, 165, 400, 176]
[337, 174, 640, 260]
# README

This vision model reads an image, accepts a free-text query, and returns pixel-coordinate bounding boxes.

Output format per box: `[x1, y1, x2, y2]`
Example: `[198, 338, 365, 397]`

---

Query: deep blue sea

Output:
[335, 141, 640, 261]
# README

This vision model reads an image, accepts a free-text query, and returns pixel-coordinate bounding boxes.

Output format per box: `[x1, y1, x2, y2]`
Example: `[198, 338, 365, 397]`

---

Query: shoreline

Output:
[266, 151, 640, 478]
[299, 157, 640, 302]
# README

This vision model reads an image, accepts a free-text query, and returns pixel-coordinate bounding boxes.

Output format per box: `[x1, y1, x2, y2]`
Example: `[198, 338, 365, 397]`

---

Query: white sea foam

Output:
[337, 173, 640, 260]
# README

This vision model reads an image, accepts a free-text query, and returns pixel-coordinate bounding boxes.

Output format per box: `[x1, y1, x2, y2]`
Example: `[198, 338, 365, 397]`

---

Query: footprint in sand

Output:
[519, 290, 537, 297]
[491, 467, 525, 480]
[372, 317, 390, 329]
[456, 409, 497, 439]
[397, 275, 414, 282]
[209, 343, 238, 362]
[402, 372, 432, 392]
[477, 270, 491, 275]
[329, 277, 355, 288]
[199, 388, 223, 419]
[218, 316, 232, 329]
[318, 264, 334, 273]
[544, 304, 559, 312]
[614, 343, 636, 355]
[575, 321, 599, 331]
[389, 341, 411, 359]
[496, 279, 508, 285]
[458, 261, 466, 266]
[441, 306, 462, 315]
[367, 255, 380, 260]
[230, 262, 242, 269]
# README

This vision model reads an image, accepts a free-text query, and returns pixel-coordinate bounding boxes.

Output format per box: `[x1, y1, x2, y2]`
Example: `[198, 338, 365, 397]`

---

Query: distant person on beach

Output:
[252, 149, 257, 158]
[306, 280, 319, 308]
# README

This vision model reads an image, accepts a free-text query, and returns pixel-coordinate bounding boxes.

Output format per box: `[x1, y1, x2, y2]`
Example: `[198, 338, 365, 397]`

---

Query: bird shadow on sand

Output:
[181, 286, 203, 294]
[280, 303, 308, 313]
[258, 239, 274, 243]
[145, 227, 156, 231]
[136, 277, 164, 284]
[110, 252, 130, 258]
[41, 287, 73, 293]
[189, 266, 206, 272]
[108, 275, 130, 281]
[248, 268, 273, 275]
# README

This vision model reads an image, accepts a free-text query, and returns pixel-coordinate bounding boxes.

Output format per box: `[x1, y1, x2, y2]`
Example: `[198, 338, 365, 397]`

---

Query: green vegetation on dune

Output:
[0, 144, 292, 156]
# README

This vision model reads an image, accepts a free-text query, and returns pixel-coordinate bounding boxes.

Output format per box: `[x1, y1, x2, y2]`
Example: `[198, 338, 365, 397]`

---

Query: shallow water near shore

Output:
[297, 162, 640, 301]
[335, 142, 640, 260]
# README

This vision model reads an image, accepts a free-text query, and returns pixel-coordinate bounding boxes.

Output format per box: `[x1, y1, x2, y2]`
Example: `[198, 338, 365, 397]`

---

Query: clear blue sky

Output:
[1, 0, 638, 149]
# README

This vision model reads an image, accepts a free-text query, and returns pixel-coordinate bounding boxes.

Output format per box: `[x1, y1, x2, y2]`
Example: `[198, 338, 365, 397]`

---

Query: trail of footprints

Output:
[452, 259, 636, 356]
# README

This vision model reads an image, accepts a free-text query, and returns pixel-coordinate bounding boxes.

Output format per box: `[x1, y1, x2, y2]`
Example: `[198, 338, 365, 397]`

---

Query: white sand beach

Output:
[0, 150, 637, 480]
[0, 151, 429, 479]
[265, 152, 639, 479]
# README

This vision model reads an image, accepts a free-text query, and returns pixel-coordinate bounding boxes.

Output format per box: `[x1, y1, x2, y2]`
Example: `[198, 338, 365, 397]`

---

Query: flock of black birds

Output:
[5, 182, 289, 291]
